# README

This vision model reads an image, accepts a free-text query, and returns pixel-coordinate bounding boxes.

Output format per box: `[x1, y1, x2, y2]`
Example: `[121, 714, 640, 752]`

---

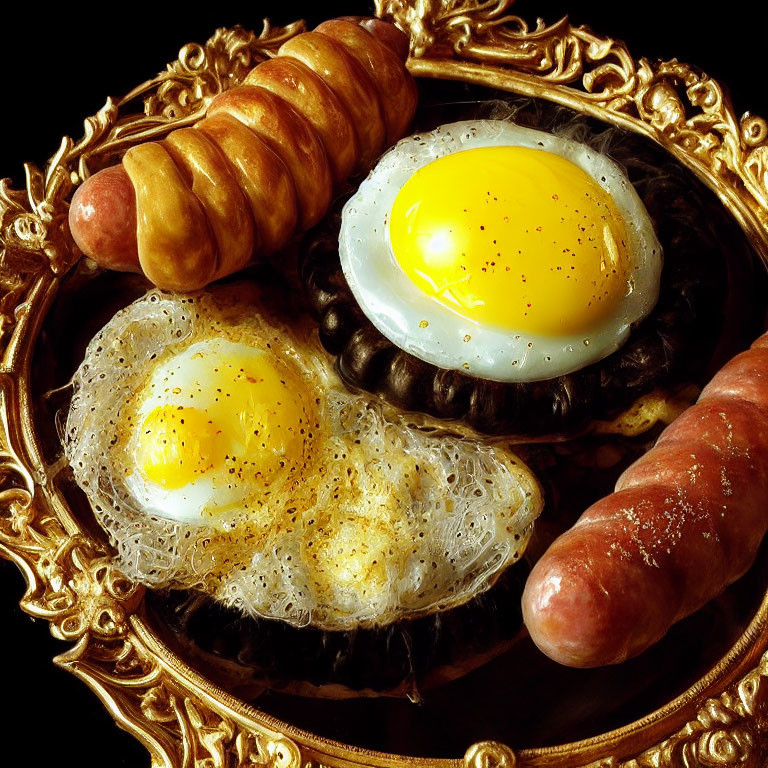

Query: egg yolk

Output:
[135, 347, 313, 493]
[389, 146, 631, 336]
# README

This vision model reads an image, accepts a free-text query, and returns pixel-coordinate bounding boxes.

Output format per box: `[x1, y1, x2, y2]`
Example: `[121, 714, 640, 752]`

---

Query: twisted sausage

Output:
[522, 332, 768, 667]
[68, 18, 417, 292]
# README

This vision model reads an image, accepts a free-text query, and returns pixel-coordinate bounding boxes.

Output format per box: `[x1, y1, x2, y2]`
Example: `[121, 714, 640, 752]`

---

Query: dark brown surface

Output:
[301, 93, 759, 435]
[1, 2, 767, 766]
[144, 538, 768, 757]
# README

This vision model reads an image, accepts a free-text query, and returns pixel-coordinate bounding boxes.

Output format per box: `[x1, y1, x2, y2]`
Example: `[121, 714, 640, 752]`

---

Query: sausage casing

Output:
[522, 332, 768, 667]
[68, 18, 416, 291]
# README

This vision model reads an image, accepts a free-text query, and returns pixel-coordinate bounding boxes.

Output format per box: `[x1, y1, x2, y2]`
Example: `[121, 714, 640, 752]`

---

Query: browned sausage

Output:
[68, 17, 417, 292]
[522, 331, 768, 667]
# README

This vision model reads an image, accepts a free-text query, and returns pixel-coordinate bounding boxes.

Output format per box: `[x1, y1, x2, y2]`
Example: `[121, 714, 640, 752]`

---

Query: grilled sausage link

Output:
[68, 18, 416, 292]
[522, 331, 768, 667]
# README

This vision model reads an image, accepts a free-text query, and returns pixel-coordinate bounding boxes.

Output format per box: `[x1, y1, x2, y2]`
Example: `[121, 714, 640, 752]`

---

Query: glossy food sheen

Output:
[207, 85, 333, 230]
[67, 17, 417, 292]
[522, 331, 768, 667]
[313, 19, 417, 143]
[68, 165, 140, 273]
[196, 112, 299, 257]
[246, 57, 359, 182]
[63, 287, 543, 631]
[300, 97, 752, 437]
[339, 120, 662, 383]
[123, 142, 218, 291]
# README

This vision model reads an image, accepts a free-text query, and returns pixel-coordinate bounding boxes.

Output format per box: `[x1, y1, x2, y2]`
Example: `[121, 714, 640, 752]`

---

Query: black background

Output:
[0, 1, 766, 765]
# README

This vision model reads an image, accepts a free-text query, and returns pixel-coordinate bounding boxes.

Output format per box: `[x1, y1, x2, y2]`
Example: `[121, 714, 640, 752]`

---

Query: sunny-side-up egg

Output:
[339, 119, 663, 382]
[63, 286, 542, 631]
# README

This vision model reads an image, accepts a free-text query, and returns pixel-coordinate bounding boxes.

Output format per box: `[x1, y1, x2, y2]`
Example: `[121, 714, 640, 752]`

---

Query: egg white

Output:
[64, 287, 542, 630]
[339, 119, 663, 382]
[121, 338, 293, 523]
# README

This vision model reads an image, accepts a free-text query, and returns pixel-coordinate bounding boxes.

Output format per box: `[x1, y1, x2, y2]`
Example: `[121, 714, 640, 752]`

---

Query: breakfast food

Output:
[67, 17, 418, 292]
[522, 329, 768, 667]
[53, 5, 767, 696]
[63, 286, 541, 631]
[339, 119, 662, 382]
[302, 102, 730, 436]
[58, 71, 765, 689]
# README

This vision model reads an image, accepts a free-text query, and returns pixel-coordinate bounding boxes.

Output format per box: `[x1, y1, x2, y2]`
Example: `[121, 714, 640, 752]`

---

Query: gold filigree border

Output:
[2, 3, 768, 767]
[376, 0, 768, 262]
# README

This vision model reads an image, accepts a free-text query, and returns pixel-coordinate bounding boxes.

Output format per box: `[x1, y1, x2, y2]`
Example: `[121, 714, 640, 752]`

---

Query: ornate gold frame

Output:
[2, 1, 768, 766]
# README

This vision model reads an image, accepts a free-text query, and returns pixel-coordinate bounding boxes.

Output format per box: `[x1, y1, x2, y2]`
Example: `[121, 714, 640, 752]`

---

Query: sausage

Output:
[68, 18, 416, 292]
[68, 165, 140, 274]
[521, 331, 768, 667]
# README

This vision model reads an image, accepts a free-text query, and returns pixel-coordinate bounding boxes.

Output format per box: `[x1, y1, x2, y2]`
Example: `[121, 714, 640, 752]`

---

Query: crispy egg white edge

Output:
[63, 289, 545, 629]
[338, 119, 663, 383]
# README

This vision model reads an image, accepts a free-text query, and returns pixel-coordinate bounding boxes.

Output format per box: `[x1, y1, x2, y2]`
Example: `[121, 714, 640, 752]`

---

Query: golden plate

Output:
[2, 1, 768, 765]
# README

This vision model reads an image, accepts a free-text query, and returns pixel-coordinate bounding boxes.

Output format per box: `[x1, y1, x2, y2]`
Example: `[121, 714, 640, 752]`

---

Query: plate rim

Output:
[2, 1, 768, 766]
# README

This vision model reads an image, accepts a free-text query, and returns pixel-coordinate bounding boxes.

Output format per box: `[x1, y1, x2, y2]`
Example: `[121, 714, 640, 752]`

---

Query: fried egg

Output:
[339, 119, 662, 382]
[64, 286, 542, 630]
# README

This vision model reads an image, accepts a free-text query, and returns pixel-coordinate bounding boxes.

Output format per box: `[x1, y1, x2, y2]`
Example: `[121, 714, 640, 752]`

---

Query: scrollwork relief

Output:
[377, 0, 768, 241]
[55, 617, 309, 768]
[1, 3, 768, 768]
[465, 740, 517, 768]
[0, 18, 304, 356]
[612, 653, 768, 768]
[0, 14, 322, 768]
